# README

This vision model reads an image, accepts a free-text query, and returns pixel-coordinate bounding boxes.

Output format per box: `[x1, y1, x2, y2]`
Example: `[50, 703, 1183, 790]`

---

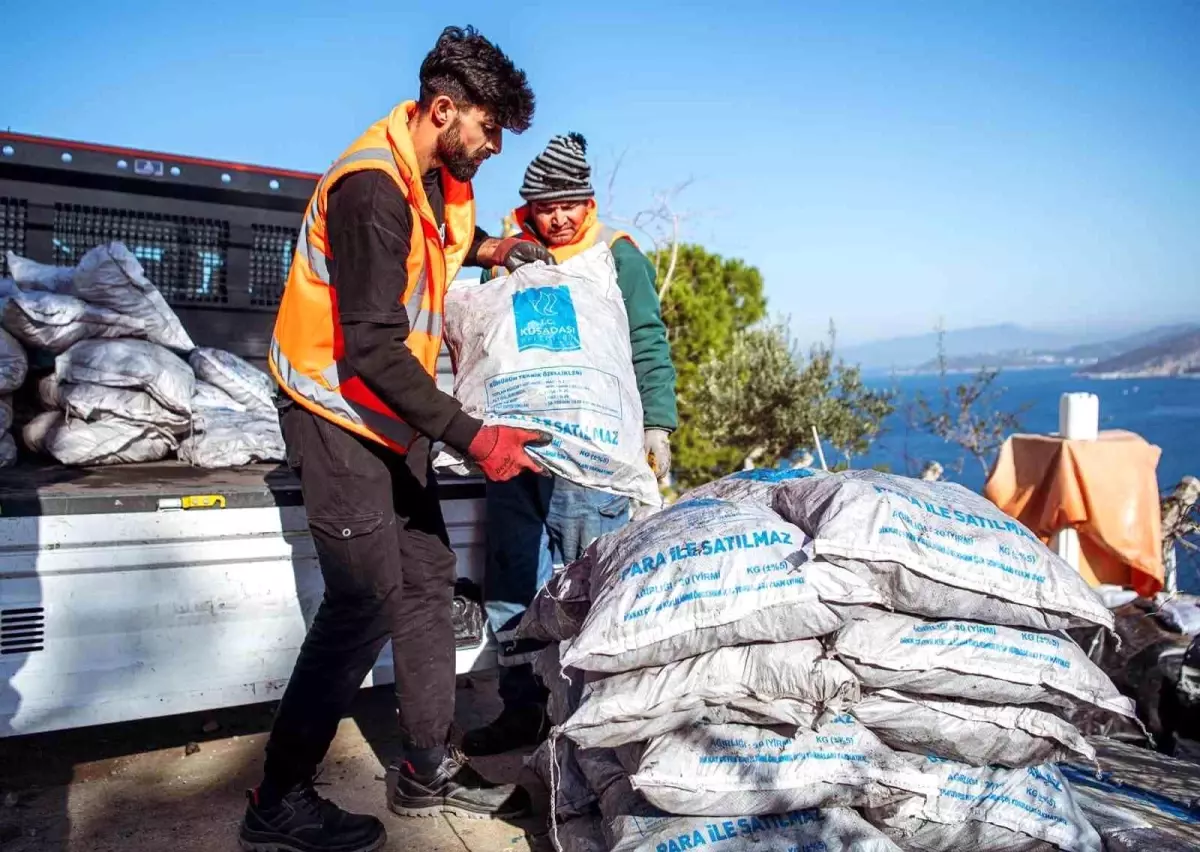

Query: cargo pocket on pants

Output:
[307, 511, 397, 601]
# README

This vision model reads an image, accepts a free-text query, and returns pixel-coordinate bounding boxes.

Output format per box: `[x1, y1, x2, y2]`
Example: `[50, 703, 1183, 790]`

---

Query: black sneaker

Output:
[460, 704, 549, 757]
[386, 748, 531, 820]
[239, 785, 386, 852]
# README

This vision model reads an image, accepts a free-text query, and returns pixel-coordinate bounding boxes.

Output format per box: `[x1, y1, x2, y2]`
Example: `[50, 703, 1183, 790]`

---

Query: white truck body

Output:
[0, 132, 493, 737]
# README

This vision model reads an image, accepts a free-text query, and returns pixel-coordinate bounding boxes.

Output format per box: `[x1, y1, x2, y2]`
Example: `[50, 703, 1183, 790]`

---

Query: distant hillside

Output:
[1079, 329, 1200, 378]
[840, 324, 1101, 371]
[909, 323, 1200, 373]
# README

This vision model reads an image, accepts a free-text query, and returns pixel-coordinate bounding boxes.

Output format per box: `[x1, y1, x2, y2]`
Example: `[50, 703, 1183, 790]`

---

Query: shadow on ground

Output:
[0, 676, 549, 852]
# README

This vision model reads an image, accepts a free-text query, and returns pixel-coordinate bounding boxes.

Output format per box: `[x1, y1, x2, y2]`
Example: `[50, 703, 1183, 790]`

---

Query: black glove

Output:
[494, 237, 555, 272]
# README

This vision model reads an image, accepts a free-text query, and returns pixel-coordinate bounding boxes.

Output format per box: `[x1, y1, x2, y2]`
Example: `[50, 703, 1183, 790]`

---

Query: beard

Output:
[437, 119, 487, 182]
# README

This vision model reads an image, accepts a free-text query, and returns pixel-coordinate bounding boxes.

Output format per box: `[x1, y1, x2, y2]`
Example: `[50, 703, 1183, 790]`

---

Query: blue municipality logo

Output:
[512, 286, 582, 352]
[733, 467, 817, 482]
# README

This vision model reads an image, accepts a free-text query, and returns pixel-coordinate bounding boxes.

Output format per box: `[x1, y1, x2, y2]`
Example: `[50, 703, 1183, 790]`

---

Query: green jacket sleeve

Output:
[611, 238, 679, 431]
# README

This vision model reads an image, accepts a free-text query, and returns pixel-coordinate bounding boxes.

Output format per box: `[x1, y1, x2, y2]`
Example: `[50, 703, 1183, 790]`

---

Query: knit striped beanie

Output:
[519, 132, 594, 202]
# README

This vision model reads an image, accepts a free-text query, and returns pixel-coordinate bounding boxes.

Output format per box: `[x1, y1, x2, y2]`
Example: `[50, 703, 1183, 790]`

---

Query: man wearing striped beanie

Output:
[462, 133, 678, 756]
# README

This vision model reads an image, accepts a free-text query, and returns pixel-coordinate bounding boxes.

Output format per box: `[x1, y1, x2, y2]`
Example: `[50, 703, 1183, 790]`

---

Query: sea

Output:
[858, 368, 1200, 494]
[855, 368, 1200, 592]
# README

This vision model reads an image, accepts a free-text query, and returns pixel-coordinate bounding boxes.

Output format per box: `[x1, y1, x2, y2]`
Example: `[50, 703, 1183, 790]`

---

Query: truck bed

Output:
[0, 460, 482, 516]
[0, 461, 490, 736]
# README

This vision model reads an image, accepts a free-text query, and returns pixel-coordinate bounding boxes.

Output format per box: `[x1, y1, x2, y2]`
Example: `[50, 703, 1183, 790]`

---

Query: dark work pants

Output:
[262, 404, 457, 791]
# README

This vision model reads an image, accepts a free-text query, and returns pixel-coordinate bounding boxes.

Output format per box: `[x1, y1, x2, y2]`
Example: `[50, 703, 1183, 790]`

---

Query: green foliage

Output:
[655, 244, 768, 485]
[685, 322, 895, 487]
[653, 243, 894, 490]
[907, 325, 1031, 477]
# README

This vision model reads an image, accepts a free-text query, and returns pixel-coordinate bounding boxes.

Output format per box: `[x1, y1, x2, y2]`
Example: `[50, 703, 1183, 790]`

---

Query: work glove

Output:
[644, 428, 672, 481]
[468, 425, 552, 482]
[494, 237, 555, 272]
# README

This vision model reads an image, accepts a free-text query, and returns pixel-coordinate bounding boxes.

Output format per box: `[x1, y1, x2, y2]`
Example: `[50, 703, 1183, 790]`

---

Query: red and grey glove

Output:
[493, 237, 555, 272]
[468, 425, 552, 482]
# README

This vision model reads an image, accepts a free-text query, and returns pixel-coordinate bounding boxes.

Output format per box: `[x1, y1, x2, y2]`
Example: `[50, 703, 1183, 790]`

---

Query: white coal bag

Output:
[36, 374, 58, 411]
[577, 745, 631, 800]
[560, 498, 879, 674]
[40, 373, 191, 434]
[866, 758, 1102, 852]
[72, 243, 195, 352]
[535, 642, 584, 727]
[518, 555, 593, 643]
[526, 737, 595, 821]
[445, 243, 660, 506]
[581, 749, 902, 852]
[25, 411, 177, 465]
[5, 252, 76, 292]
[178, 410, 285, 468]
[0, 431, 16, 468]
[631, 715, 931, 816]
[834, 610, 1136, 718]
[57, 339, 194, 416]
[772, 470, 1115, 631]
[609, 808, 903, 852]
[22, 411, 57, 454]
[0, 326, 28, 393]
[3, 289, 148, 354]
[192, 380, 249, 413]
[560, 640, 860, 749]
[678, 467, 827, 507]
[850, 689, 1095, 768]
[188, 347, 275, 413]
[557, 815, 607, 852]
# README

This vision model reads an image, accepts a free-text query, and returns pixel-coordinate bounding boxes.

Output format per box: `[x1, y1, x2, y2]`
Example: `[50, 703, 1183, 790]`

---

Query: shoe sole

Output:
[238, 833, 386, 852]
[388, 800, 530, 821]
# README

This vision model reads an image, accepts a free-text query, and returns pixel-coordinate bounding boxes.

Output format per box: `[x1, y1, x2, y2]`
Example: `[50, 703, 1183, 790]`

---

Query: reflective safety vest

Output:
[269, 101, 475, 453]
[492, 200, 635, 275]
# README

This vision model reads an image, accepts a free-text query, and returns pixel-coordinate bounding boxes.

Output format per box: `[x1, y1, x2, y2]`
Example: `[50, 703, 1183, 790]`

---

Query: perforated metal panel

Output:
[0, 197, 27, 277]
[1, 607, 45, 655]
[249, 224, 294, 307]
[52, 203, 230, 304]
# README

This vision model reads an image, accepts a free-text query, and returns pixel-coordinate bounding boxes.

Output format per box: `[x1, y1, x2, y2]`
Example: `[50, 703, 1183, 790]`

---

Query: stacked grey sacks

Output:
[520, 468, 912, 852]
[4, 245, 282, 467]
[518, 467, 1129, 851]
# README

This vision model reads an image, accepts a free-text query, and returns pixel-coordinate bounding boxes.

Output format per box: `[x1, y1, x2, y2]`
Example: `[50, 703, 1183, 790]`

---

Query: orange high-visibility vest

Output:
[490, 200, 635, 276]
[269, 101, 475, 453]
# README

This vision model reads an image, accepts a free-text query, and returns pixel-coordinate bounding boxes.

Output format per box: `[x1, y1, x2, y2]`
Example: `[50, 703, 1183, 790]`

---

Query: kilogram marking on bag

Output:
[513, 286, 582, 352]
[485, 366, 622, 421]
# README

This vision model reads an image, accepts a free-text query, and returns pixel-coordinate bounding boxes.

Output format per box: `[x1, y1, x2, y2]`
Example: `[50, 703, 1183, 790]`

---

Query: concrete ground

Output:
[0, 673, 551, 852]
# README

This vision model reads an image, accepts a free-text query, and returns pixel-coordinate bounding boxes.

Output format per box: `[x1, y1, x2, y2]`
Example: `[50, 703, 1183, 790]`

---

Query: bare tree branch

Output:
[601, 154, 696, 300]
[602, 147, 628, 217]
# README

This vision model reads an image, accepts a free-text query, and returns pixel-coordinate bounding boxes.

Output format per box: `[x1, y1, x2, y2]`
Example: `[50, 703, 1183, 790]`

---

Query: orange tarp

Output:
[984, 430, 1164, 597]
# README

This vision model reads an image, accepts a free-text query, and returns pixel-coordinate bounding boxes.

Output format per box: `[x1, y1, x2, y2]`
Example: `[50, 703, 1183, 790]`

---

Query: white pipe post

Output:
[1053, 393, 1099, 572]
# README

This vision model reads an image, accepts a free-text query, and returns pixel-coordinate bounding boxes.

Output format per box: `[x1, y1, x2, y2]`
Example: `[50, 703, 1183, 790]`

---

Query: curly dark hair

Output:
[419, 26, 535, 133]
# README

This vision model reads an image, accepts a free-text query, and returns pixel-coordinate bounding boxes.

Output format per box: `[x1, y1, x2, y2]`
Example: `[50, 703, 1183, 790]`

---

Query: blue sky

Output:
[3, 0, 1197, 346]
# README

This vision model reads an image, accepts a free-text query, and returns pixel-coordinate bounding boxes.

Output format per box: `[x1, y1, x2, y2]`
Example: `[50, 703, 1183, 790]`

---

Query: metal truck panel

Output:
[0, 493, 489, 737]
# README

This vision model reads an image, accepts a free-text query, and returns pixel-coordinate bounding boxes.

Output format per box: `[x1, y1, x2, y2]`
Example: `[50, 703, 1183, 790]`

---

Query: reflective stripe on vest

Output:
[295, 146, 441, 337]
[270, 102, 472, 454]
[270, 337, 416, 449]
